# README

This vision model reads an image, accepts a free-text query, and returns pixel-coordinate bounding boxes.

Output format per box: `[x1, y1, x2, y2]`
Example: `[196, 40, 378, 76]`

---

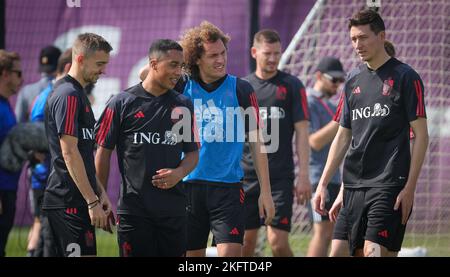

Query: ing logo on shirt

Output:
[132, 131, 178, 145]
[81, 128, 95, 140]
[352, 103, 390, 120]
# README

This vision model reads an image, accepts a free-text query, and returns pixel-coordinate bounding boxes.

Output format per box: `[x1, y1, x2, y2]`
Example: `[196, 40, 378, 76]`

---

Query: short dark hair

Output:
[253, 29, 281, 47]
[73, 33, 113, 57]
[148, 39, 183, 59]
[57, 48, 72, 74]
[348, 9, 385, 34]
[0, 50, 20, 74]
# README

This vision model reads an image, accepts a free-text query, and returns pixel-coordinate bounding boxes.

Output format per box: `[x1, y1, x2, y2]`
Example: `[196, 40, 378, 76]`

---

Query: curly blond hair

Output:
[180, 21, 230, 77]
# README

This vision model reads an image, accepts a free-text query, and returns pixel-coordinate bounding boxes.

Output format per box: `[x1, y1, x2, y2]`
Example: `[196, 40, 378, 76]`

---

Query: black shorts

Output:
[185, 182, 245, 250]
[332, 186, 410, 255]
[244, 178, 293, 232]
[0, 190, 17, 257]
[29, 188, 44, 218]
[308, 183, 340, 223]
[117, 214, 186, 257]
[46, 206, 96, 257]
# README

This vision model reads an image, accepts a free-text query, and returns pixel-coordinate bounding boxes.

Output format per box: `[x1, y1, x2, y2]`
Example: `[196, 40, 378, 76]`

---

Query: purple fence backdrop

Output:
[5, 0, 313, 225]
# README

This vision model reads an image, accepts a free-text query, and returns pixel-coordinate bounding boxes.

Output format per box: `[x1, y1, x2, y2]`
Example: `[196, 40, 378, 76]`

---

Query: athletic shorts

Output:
[29, 188, 44, 218]
[46, 206, 96, 257]
[185, 182, 245, 250]
[244, 178, 293, 232]
[308, 183, 340, 223]
[332, 186, 411, 255]
[117, 214, 187, 257]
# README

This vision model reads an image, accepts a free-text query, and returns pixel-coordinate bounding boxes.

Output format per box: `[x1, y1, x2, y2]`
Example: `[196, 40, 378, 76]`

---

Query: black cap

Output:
[316, 56, 345, 78]
[39, 46, 62, 74]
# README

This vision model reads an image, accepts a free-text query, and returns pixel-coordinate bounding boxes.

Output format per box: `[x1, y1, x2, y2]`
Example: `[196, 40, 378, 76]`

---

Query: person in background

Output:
[0, 49, 23, 257]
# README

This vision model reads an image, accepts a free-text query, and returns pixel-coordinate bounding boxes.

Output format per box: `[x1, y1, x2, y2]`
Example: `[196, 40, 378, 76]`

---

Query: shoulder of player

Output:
[346, 66, 364, 82]
[276, 70, 297, 81]
[236, 77, 254, 94]
[108, 85, 141, 107]
[169, 89, 194, 108]
[242, 72, 256, 83]
[391, 59, 420, 80]
[50, 80, 82, 102]
[277, 71, 306, 92]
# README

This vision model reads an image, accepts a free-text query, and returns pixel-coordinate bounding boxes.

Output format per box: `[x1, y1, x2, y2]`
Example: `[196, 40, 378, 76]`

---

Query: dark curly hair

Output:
[180, 21, 230, 77]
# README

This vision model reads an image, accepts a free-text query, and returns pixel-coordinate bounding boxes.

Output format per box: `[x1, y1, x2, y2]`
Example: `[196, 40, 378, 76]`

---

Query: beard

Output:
[83, 72, 99, 85]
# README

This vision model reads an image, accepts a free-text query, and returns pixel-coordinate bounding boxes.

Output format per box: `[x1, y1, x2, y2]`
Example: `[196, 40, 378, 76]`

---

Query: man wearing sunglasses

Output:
[306, 56, 345, 257]
[0, 49, 23, 257]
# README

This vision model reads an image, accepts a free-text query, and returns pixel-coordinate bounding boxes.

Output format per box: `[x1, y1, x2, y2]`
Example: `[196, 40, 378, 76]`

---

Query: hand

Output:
[329, 192, 343, 222]
[258, 191, 275, 226]
[294, 176, 312, 205]
[394, 186, 415, 224]
[313, 184, 328, 216]
[99, 193, 112, 215]
[28, 151, 46, 165]
[33, 152, 46, 163]
[99, 193, 115, 233]
[152, 168, 183, 189]
[88, 203, 108, 229]
[104, 211, 116, 234]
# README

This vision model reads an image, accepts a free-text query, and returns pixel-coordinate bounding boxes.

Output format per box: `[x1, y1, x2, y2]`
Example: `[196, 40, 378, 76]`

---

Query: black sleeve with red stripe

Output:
[403, 69, 426, 122]
[94, 96, 120, 150]
[339, 88, 352, 129]
[236, 78, 260, 133]
[54, 92, 79, 137]
[182, 99, 200, 153]
[291, 77, 309, 122]
[333, 91, 345, 123]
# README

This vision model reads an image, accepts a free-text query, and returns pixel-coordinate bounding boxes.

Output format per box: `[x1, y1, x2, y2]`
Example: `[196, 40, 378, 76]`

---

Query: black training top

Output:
[43, 75, 99, 209]
[241, 71, 309, 182]
[95, 83, 199, 217]
[340, 58, 426, 188]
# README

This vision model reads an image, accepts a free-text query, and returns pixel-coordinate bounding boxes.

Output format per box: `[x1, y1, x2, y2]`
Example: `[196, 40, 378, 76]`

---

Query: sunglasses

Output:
[323, 73, 344, 84]
[11, 70, 22, 78]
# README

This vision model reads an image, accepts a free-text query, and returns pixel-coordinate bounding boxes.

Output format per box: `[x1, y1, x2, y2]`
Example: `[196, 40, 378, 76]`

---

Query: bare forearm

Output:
[63, 150, 98, 203]
[177, 151, 199, 178]
[318, 127, 351, 188]
[309, 121, 339, 151]
[249, 137, 271, 194]
[95, 176, 106, 197]
[296, 126, 310, 180]
[95, 148, 112, 189]
[405, 131, 428, 191]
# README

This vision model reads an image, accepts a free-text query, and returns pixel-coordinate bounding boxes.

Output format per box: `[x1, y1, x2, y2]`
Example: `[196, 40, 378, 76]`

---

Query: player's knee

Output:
[364, 241, 384, 257]
[329, 240, 349, 257]
[314, 222, 334, 241]
[269, 237, 290, 255]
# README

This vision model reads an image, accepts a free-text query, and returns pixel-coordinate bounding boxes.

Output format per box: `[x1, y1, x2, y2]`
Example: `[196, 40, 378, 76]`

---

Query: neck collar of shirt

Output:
[65, 74, 85, 92]
[252, 71, 279, 83]
[195, 74, 228, 92]
[136, 82, 171, 99]
[366, 57, 396, 72]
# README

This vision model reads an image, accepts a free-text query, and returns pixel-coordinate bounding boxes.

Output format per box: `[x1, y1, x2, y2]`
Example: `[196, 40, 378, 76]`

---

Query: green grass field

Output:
[5, 227, 449, 257]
